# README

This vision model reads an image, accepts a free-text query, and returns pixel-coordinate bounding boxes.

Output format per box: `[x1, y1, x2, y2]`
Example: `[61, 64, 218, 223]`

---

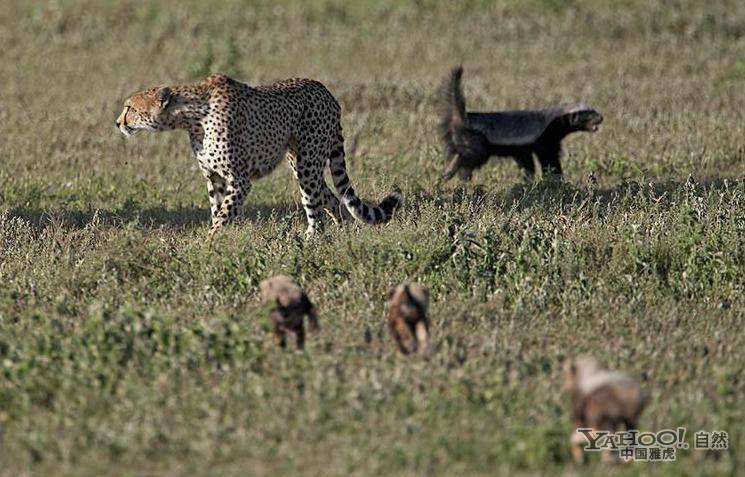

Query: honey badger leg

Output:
[536, 141, 563, 176]
[515, 153, 536, 180]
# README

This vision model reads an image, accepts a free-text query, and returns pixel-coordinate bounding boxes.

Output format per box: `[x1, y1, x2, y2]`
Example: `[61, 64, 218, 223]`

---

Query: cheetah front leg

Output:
[208, 175, 251, 239]
[206, 173, 226, 219]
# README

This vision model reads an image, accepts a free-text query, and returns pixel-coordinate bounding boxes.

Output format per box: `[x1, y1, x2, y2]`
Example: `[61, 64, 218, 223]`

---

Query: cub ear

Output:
[565, 361, 577, 376]
[414, 283, 430, 302]
[386, 286, 396, 300]
[156, 87, 172, 109]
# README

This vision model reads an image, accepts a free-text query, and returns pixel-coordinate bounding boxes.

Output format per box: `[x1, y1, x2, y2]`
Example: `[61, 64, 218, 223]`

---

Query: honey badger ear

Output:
[156, 87, 172, 109]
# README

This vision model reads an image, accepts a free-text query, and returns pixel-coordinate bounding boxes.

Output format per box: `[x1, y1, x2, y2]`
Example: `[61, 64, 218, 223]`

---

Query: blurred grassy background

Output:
[0, 1, 743, 476]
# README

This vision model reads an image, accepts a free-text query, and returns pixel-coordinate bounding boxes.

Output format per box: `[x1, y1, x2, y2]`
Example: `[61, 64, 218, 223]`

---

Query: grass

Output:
[1, 0, 743, 475]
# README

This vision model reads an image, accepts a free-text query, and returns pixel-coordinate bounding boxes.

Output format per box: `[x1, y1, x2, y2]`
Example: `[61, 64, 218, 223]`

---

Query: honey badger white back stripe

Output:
[329, 126, 402, 223]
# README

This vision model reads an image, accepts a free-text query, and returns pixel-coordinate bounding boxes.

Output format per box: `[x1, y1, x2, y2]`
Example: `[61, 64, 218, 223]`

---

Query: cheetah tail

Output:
[328, 137, 402, 225]
[341, 190, 402, 225]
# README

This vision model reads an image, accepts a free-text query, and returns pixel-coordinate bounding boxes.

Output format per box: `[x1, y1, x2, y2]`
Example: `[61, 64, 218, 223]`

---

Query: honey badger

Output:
[438, 66, 603, 181]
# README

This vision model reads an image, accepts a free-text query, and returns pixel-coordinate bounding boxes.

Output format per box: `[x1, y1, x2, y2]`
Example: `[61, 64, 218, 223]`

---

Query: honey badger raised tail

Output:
[328, 131, 402, 224]
[438, 66, 468, 162]
[438, 66, 603, 182]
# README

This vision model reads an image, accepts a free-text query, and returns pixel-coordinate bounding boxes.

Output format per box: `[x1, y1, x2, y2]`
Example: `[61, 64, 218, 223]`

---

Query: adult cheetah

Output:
[116, 73, 402, 237]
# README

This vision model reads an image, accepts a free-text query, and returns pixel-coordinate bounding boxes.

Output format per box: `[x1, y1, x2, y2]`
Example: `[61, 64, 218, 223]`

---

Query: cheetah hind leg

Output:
[286, 142, 333, 236]
[297, 179, 324, 237]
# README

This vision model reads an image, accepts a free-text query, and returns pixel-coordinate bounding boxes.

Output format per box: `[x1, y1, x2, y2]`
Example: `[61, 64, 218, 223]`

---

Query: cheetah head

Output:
[116, 87, 172, 136]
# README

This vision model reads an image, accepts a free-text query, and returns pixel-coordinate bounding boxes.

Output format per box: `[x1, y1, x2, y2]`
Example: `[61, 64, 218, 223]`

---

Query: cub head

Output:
[563, 355, 602, 394]
[115, 86, 172, 136]
[388, 282, 429, 322]
[259, 275, 303, 308]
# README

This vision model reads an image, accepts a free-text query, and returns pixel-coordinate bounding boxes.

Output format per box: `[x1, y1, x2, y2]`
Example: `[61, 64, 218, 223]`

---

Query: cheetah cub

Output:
[386, 282, 430, 357]
[564, 356, 649, 464]
[259, 275, 319, 351]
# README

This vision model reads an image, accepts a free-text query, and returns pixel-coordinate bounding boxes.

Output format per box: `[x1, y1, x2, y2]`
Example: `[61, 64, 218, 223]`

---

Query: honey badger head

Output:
[563, 106, 603, 133]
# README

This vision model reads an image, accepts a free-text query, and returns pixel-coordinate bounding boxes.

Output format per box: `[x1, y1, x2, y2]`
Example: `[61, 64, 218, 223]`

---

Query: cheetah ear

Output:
[156, 87, 172, 110]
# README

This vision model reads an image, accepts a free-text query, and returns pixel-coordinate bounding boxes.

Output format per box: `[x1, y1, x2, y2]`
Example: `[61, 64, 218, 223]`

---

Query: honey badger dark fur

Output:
[438, 66, 603, 181]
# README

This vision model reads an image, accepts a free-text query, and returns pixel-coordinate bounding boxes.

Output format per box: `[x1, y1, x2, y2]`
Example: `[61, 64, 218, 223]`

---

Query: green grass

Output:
[1, 1, 743, 475]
